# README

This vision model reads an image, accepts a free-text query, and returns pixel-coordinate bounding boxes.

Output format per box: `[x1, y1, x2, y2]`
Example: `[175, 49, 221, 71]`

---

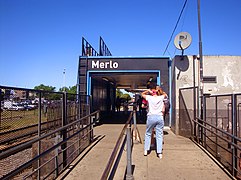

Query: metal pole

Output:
[168, 59, 172, 127]
[133, 110, 138, 143]
[203, 95, 207, 148]
[126, 127, 133, 180]
[232, 94, 238, 176]
[215, 96, 218, 156]
[0, 89, 2, 132]
[62, 92, 67, 167]
[37, 92, 42, 180]
[193, 56, 197, 138]
[63, 69, 66, 92]
[197, 0, 204, 143]
[133, 110, 137, 131]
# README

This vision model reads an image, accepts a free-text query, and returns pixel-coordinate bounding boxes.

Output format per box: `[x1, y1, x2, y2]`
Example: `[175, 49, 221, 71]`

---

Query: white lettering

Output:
[92, 61, 99, 68]
[109, 61, 113, 68]
[91, 60, 119, 69]
[113, 62, 118, 68]
[105, 61, 109, 68]
[100, 62, 105, 68]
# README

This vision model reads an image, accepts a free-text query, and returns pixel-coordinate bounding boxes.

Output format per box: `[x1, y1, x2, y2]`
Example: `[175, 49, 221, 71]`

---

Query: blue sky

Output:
[0, 0, 241, 90]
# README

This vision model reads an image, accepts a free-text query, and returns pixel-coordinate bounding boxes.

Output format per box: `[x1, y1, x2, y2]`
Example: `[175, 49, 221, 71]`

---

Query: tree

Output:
[58, 85, 77, 101]
[122, 93, 131, 102]
[116, 89, 123, 98]
[59, 87, 69, 92]
[68, 85, 77, 101]
[116, 89, 131, 102]
[68, 85, 77, 94]
[59, 85, 77, 94]
[34, 84, 56, 92]
[34, 84, 58, 100]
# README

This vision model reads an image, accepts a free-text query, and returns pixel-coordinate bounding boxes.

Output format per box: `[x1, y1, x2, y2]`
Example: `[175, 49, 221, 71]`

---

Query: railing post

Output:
[232, 94, 238, 177]
[54, 135, 60, 178]
[0, 88, 2, 131]
[90, 115, 94, 143]
[133, 110, 137, 142]
[132, 110, 142, 144]
[215, 96, 218, 157]
[78, 94, 81, 154]
[193, 57, 197, 139]
[133, 110, 137, 130]
[126, 127, 133, 180]
[37, 91, 42, 180]
[61, 92, 67, 168]
[203, 95, 206, 148]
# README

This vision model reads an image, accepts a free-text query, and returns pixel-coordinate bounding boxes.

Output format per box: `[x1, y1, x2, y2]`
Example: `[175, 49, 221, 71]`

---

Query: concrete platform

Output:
[57, 124, 232, 180]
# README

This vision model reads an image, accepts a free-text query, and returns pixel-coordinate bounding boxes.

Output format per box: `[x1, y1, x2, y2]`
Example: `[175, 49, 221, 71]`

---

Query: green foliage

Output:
[34, 84, 56, 100]
[116, 89, 131, 102]
[122, 93, 131, 102]
[67, 86, 77, 101]
[116, 89, 123, 98]
[69, 85, 77, 94]
[58, 86, 77, 101]
[59, 85, 77, 94]
[34, 84, 56, 92]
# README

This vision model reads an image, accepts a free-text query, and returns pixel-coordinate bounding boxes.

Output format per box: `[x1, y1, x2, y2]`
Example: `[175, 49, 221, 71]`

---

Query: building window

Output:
[203, 76, 217, 83]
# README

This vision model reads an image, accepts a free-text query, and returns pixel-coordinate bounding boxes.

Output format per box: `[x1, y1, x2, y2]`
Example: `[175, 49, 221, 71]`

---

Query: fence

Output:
[179, 87, 241, 178]
[192, 93, 241, 179]
[0, 85, 97, 179]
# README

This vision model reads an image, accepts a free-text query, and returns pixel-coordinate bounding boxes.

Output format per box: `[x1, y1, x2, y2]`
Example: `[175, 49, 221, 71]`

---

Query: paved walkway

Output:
[57, 124, 232, 180]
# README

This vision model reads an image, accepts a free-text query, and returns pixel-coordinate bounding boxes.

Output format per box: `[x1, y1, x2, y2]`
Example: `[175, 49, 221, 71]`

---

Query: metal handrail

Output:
[24, 124, 94, 179]
[101, 111, 133, 180]
[193, 117, 241, 151]
[193, 117, 241, 144]
[0, 110, 100, 180]
[193, 117, 241, 142]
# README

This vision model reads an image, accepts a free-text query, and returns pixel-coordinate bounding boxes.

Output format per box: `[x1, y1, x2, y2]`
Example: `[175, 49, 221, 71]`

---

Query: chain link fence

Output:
[0, 85, 93, 179]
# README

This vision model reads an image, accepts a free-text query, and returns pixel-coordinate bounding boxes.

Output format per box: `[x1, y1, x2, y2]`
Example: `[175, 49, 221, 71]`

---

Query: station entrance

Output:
[77, 37, 171, 124]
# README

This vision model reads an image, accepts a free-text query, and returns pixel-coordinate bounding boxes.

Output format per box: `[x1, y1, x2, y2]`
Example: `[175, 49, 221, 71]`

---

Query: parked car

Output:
[20, 102, 36, 110]
[8, 104, 25, 111]
[3, 100, 13, 109]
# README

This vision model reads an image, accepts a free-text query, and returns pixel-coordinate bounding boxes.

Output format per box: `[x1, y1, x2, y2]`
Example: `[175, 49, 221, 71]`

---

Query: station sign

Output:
[86, 57, 169, 71]
[91, 60, 119, 69]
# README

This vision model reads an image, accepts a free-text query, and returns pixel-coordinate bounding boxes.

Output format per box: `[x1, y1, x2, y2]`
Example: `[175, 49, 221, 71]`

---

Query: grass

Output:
[0, 105, 80, 132]
[0, 109, 47, 132]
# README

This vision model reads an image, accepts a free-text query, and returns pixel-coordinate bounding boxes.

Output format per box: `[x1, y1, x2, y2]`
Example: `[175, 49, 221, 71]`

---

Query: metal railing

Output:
[99, 36, 112, 56]
[0, 110, 100, 179]
[0, 85, 96, 179]
[192, 93, 241, 179]
[101, 110, 142, 180]
[82, 37, 99, 56]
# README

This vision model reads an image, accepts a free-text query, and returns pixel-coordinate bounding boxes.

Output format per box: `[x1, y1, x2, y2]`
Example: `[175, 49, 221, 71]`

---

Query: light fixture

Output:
[137, 86, 148, 89]
[116, 86, 131, 89]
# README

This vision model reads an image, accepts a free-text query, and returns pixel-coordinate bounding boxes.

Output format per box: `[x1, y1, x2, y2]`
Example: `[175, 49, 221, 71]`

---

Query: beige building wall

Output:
[172, 55, 241, 136]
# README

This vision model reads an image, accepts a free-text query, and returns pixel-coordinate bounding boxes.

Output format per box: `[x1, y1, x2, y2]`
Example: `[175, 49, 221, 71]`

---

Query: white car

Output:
[8, 104, 25, 111]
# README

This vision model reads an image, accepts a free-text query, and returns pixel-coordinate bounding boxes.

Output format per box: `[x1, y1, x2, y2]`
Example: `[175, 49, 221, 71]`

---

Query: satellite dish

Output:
[174, 32, 192, 50]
